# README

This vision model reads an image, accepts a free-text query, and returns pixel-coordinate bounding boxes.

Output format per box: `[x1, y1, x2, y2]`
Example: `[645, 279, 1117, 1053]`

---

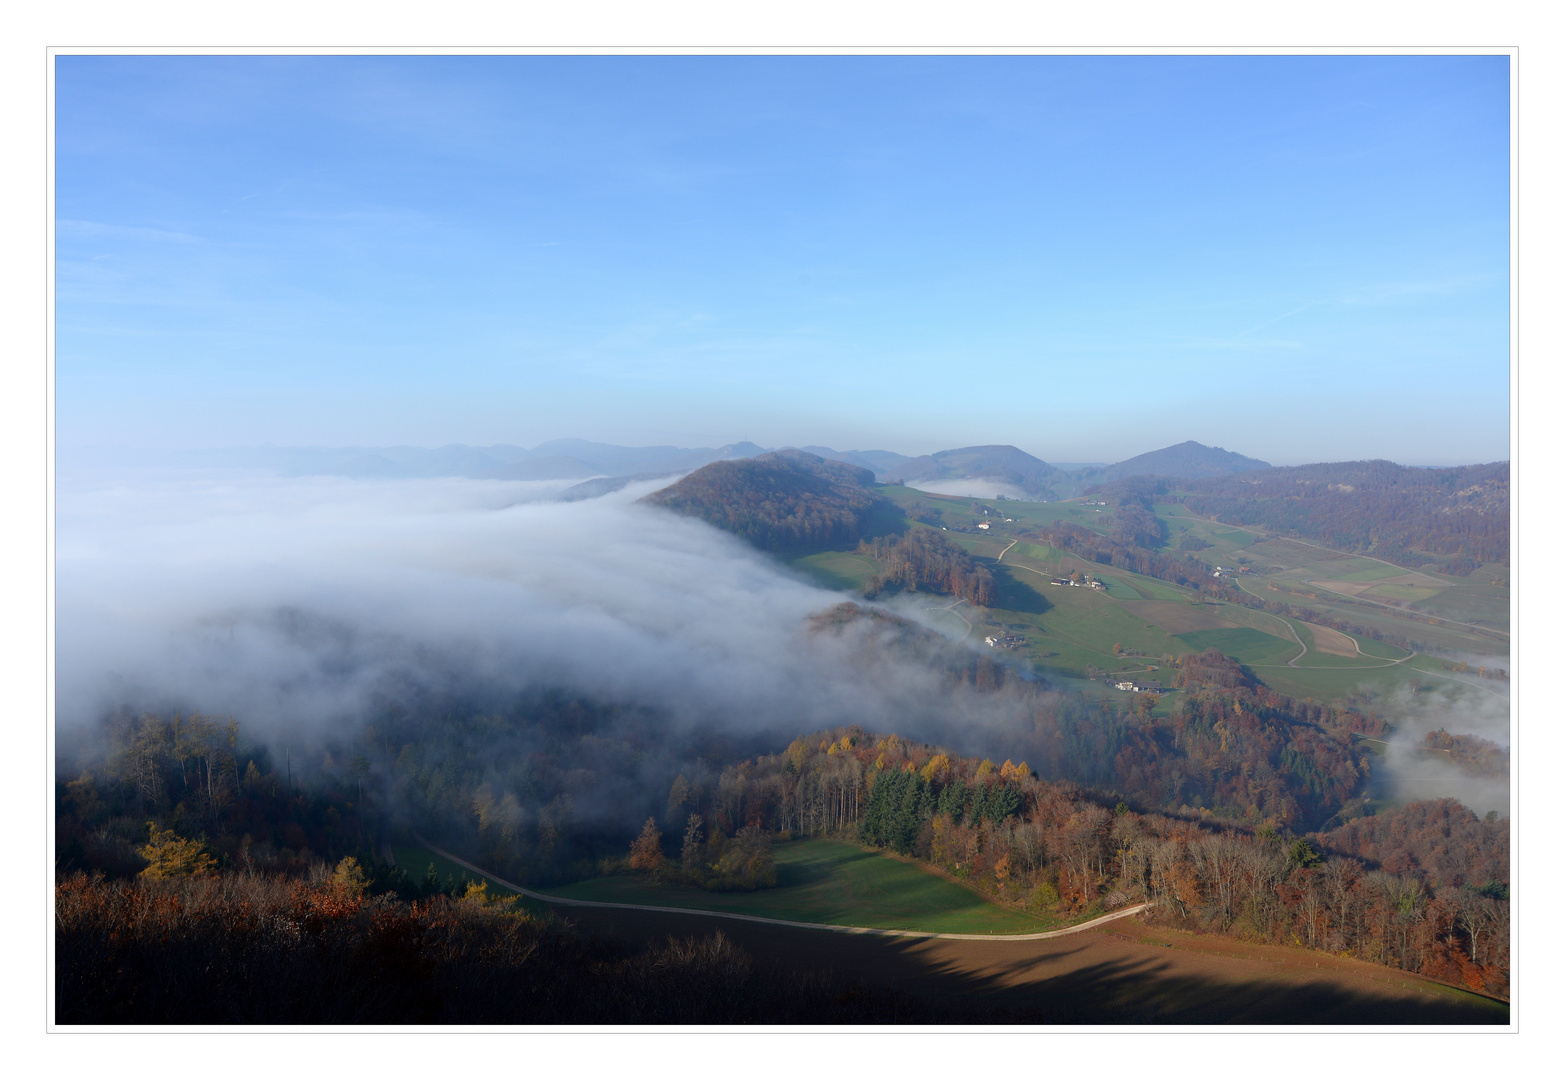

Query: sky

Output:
[54, 54, 1512, 466]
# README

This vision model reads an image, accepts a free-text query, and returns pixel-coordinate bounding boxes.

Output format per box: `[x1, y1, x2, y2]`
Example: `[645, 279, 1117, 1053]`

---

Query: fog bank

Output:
[55, 469, 1017, 760]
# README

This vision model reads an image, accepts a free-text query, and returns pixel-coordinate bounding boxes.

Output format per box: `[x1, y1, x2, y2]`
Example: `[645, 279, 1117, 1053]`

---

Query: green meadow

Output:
[545, 839, 1059, 934]
[783, 485, 1505, 707]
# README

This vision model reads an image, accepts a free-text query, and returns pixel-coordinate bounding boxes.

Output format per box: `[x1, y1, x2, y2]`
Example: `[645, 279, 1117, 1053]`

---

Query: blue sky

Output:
[54, 54, 1511, 465]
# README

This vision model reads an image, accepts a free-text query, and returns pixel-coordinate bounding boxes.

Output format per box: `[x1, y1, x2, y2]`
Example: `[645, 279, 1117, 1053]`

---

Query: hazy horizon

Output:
[56, 433, 1507, 472]
[56, 55, 1511, 467]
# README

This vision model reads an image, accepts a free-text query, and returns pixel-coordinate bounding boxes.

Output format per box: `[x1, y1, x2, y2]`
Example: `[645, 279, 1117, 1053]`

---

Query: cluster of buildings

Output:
[1050, 576, 1105, 590]
[983, 632, 1028, 650]
[1113, 679, 1165, 694]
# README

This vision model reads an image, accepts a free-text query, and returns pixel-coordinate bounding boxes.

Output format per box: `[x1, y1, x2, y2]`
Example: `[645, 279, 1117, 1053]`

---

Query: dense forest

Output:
[1161, 460, 1509, 572]
[654, 640, 1381, 840]
[643, 449, 891, 552]
[54, 640, 1387, 895]
[54, 619, 1509, 1016]
[858, 529, 997, 606]
[683, 725, 1508, 996]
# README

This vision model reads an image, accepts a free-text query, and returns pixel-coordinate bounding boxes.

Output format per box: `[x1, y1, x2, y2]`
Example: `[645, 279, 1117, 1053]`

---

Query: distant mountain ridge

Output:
[888, 445, 1068, 499]
[1077, 441, 1270, 484]
[1178, 459, 1509, 571]
[158, 438, 1295, 498]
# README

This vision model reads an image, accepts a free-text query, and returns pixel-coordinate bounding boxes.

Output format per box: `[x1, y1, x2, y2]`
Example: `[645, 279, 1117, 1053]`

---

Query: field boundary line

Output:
[413, 835, 1149, 942]
[1206, 516, 1507, 639]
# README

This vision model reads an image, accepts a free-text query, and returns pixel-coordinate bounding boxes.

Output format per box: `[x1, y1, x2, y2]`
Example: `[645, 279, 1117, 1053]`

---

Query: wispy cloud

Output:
[56, 219, 203, 245]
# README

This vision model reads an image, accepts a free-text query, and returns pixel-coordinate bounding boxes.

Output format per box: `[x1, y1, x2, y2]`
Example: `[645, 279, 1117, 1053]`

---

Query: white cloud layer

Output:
[54, 469, 972, 753]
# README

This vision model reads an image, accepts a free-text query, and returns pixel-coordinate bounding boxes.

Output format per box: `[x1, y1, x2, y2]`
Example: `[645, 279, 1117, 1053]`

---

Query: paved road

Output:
[415, 835, 1149, 942]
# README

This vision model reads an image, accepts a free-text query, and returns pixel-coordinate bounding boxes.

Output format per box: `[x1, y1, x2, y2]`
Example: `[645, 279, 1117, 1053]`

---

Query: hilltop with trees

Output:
[644, 449, 892, 553]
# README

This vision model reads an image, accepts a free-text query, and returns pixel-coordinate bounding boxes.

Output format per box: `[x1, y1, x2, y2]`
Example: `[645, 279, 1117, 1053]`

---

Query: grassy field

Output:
[783, 486, 1507, 707]
[789, 550, 882, 591]
[1176, 627, 1300, 666]
[546, 839, 1059, 934]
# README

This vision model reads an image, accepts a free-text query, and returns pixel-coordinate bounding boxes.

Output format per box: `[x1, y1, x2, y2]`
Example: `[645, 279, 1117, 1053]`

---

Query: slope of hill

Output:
[1081, 441, 1270, 483]
[796, 446, 912, 477]
[1176, 460, 1510, 570]
[643, 450, 891, 552]
[888, 445, 1067, 500]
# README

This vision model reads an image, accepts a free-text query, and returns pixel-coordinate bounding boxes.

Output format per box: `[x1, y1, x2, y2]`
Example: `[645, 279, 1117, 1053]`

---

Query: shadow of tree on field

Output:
[561, 906, 1508, 1025]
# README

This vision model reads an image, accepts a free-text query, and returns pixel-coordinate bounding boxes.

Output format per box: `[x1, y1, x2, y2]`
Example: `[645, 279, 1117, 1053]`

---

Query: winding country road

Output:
[414, 836, 1149, 942]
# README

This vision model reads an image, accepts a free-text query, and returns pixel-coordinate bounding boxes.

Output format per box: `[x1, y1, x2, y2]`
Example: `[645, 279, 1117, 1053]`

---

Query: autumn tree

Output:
[328, 855, 370, 898]
[138, 822, 217, 878]
[629, 817, 665, 871]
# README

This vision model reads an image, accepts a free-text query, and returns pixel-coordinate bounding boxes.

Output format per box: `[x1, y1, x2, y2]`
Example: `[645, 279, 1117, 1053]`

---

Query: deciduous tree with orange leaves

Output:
[629, 817, 665, 871]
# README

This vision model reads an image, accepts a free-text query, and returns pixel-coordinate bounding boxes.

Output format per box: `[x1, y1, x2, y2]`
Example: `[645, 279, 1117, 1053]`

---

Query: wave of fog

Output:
[1372, 682, 1511, 819]
[55, 469, 1012, 761]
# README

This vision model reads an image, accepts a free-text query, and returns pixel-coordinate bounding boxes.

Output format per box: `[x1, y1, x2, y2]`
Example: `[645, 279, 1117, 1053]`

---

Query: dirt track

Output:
[555, 904, 1507, 1024]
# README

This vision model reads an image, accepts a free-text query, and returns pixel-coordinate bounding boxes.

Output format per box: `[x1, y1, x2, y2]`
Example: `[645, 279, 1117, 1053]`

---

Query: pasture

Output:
[546, 839, 1058, 934]
[790, 550, 882, 591]
[787, 486, 1506, 705]
[1176, 628, 1300, 667]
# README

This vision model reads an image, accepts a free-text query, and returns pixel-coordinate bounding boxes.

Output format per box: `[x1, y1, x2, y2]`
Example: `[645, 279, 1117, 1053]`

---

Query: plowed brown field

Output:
[1304, 622, 1359, 657]
[557, 904, 1506, 1024]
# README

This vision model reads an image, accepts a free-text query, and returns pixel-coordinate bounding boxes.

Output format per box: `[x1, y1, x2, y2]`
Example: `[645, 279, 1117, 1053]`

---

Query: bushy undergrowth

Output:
[54, 867, 1056, 1024]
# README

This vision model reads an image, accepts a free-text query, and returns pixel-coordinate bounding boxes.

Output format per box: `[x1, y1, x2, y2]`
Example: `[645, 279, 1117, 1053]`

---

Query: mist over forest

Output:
[55, 468, 1059, 817]
[56, 462, 1506, 827]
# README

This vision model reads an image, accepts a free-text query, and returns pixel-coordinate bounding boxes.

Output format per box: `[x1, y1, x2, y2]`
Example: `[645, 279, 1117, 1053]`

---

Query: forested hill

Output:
[643, 450, 891, 553]
[1077, 440, 1270, 483]
[887, 445, 1066, 499]
[1172, 460, 1510, 570]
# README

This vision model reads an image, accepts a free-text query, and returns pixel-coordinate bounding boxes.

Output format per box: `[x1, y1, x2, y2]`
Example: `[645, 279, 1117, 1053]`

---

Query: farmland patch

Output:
[1120, 600, 1239, 635]
[1302, 622, 1358, 657]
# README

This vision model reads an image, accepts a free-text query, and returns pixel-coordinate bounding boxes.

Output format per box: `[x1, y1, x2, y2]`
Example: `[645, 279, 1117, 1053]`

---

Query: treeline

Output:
[644, 449, 888, 553]
[670, 647, 1387, 842]
[804, 603, 1385, 831]
[55, 712, 368, 880]
[1172, 460, 1510, 572]
[55, 689, 772, 891]
[1422, 730, 1510, 779]
[57, 866, 1011, 1024]
[859, 529, 996, 606]
[625, 814, 778, 891]
[738, 726, 1508, 996]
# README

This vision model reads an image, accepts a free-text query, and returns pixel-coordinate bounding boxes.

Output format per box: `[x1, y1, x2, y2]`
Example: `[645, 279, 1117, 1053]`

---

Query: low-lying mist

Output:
[55, 466, 1513, 833]
[55, 469, 1036, 791]
[1370, 683, 1511, 819]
